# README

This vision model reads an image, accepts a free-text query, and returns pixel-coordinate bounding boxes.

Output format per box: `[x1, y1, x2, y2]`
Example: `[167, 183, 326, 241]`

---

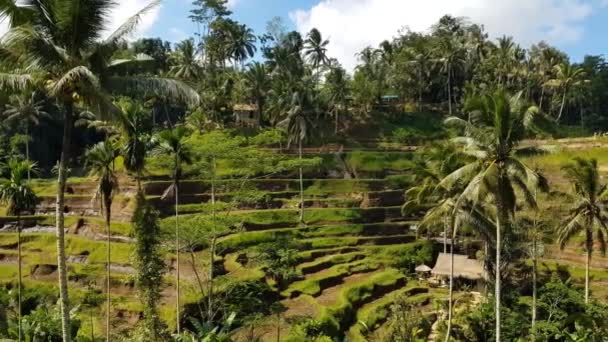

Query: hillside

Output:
[2, 136, 608, 340]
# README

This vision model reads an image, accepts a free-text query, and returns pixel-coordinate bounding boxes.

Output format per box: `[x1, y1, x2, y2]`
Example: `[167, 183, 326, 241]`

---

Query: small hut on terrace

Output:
[233, 103, 259, 128]
[431, 253, 485, 291]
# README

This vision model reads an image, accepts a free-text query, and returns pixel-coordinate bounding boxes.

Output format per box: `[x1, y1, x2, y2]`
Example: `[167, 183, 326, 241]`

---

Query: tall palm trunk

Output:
[557, 91, 567, 123]
[17, 212, 22, 342]
[447, 65, 452, 116]
[495, 169, 509, 342]
[175, 178, 181, 334]
[531, 237, 537, 332]
[105, 201, 112, 342]
[25, 125, 30, 182]
[539, 87, 545, 112]
[208, 158, 217, 324]
[585, 229, 591, 304]
[445, 218, 455, 342]
[299, 138, 304, 223]
[334, 109, 339, 135]
[56, 103, 73, 342]
[418, 67, 423, 112]
[495, 215, 502, 342]
[443, 216, 449, 253]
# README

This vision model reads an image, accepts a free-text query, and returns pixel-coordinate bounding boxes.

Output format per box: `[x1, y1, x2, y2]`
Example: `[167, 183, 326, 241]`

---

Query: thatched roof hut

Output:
[431, 253, 485, 280]
[415, 264, 432, 273]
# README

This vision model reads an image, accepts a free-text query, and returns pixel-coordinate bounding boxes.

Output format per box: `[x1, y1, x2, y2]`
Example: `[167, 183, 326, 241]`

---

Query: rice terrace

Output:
[1, 0, 608, 341]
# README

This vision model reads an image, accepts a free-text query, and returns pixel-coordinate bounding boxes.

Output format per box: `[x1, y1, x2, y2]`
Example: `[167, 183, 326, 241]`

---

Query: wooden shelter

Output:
[431, 253, 485, 290]
[233, 103, 259, 128]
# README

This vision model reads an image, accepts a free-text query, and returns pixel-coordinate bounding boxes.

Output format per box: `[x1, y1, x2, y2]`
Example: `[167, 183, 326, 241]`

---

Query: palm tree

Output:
[325, 65, 349, 134]
[85, 141, 119, 341]
[115, 100, 151, 191]
[2, 92, 50, 181]
[170, 39, 202, 81]
[244, 63, 271, 121]
[154, 127, 192, 333]
[545, 62, 588, 122]
[558, 157, 608, 304]
[228, 23, 257, 67]
[0, 160, 37, 342]
[0, 3, 199, 338]
[279, 91, 314, 223]
[304, 28, 329, 85]
[435, 37, 466, 115]
[439, 90, 546, 341]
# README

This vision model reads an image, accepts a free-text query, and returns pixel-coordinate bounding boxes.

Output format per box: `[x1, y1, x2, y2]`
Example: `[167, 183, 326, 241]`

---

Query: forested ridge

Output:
[1, 0, 608, 341]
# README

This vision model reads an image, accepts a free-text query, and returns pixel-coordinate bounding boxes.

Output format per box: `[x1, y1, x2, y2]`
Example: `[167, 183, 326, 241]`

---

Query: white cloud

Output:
[290, 0, 595, 71]
[227, 0, 239, 9]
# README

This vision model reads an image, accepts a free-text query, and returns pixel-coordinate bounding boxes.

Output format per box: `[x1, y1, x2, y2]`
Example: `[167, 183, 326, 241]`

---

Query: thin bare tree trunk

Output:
[532, 238, 537, 332]
[25, 125, 30, 182]
[18, 213, 22, 342]
[175, 183, 180, 334]
[208, 159, 216, 323]
[585, 241, 590, 304]
[496, 215, 502, 342]
[539, 87, 545, 112]
[445, 218, 455, 342]
[299, 139, 304, 223]
[557, 91, 567, 123]
[56, 104, 73, 342]
[105, 202, 111, 342]
[447, 65, 452, 116]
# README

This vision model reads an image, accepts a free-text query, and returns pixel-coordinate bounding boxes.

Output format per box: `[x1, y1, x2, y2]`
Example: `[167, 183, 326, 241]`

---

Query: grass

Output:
[346, 286, 433, 341]
[317, 268, 406, 336]
[283, 259, 381, 298]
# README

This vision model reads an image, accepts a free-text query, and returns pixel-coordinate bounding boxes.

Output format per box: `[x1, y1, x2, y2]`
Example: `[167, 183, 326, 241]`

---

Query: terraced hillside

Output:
[4, 138, 608, 340]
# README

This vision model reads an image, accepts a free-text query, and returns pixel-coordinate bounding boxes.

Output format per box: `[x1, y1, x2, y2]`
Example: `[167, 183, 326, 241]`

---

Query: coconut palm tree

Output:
[115, 100, 151, 192]
[228, 23, 257, 67]
[279, 90, 315, 223]
[545, 62, 588, 123]
[439, 90, 547, 341]
[2, 92, 50, 181]
[244, 62, 271, 122]
[304, 28, 329, 84]
[558, 157, 608, 304]
[434, 36, 466, 115]
[324, 65, 349, 134]
[154, 127, 192, 333]
[0, 160, 37, 342]
[169, 39, 202, 81]
[85, 141, 119, 341]
[0, 3, 199, 338]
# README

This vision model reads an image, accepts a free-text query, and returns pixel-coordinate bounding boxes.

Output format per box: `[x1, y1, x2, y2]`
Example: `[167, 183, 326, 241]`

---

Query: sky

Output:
[2, 0, 608, 71]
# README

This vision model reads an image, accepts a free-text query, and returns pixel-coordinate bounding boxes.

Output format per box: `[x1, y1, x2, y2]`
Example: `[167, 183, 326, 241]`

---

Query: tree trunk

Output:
[447, 65, 452, 116]
[585, 240, 590, 304]
[418, 68, 423, 112]
[557, 91, 567, 123]
[276, 312, 281, 342]
[18, 213, 22, 342]
[299, 138, 304, 223]
[443, 216, 448, 254]
[539, 87, 545, 112]
[105, 201, 112, 342]
[334, 110, 339, 135]
[56, 103, 73, 342]
[445, 218, 455, 342]
[496, 214, 502, 342]
[208, 158, 216, 324]
[532, 237, 537, 333]
[175, 179, 181, 334]
[25, 125, 30, 182]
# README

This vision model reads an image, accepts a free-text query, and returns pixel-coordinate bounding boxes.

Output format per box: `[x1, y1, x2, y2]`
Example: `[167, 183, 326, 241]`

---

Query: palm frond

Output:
[105, 76, 200, 107]
[104, 0, 161, 45]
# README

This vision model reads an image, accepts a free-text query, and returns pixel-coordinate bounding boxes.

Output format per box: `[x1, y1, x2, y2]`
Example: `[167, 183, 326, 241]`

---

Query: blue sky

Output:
[143, 0, 608, 70]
